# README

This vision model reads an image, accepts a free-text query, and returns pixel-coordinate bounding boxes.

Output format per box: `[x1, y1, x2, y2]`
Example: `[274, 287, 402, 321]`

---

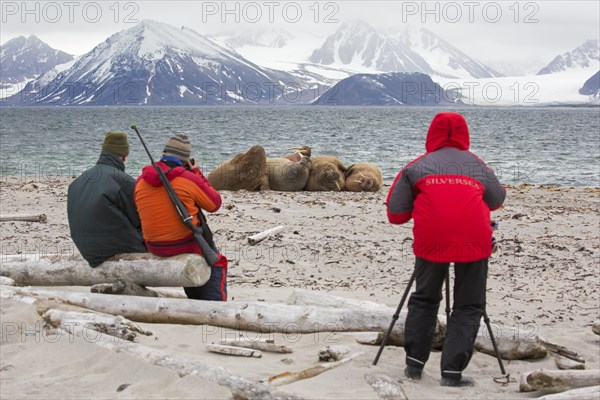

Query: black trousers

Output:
[404, 257, 488, 380]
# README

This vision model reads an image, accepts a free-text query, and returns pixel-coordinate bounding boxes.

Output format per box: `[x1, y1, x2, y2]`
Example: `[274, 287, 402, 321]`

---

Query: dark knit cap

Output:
[163, 134, 191, 162]
[101, 132, 129, 157]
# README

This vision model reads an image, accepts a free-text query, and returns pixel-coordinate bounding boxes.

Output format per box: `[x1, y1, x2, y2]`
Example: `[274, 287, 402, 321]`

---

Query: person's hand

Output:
[187, 158, 198, 170]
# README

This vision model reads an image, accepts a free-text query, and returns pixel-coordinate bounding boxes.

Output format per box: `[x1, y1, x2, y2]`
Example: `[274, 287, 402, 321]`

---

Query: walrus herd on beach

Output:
[207, 145, 383, 192]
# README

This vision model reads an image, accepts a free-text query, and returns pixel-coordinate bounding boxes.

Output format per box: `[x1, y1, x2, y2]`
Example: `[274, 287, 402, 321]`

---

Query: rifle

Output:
[131, 125, 220, 267]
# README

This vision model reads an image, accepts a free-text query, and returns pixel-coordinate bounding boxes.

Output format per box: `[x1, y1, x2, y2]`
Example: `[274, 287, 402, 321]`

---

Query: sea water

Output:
[1, 106, 598, 186]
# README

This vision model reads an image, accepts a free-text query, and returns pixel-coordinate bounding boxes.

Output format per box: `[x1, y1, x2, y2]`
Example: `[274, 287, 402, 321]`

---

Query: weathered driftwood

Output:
[0, 253, 210, 287]
[44, 309, 153, 341]
[0, 213, 47, 222]
[592, 321, 600, 336]
[475, 324, 547, 360]
[207, 344, 262, 358]
[91, 280, 160, 297]
[524, 369, 600, 393]
[5, 288, 410, 342]
[538, 385, 600, 399]
[541, 340, 585, 363]
[248, 226, 285, 245]
[220, 339, 292, 354]
[365, 373, 409, 400]
[0, 277, 16, 286]
[264, 353, 362, 386]
[519, 373, 535, 392]
[353, 332, 384, 345]
[57, 323, 302, 400]
[318, 345, 350, 362]
[556, 355, 586, 370]
[288, 289, 391, 312]
[291, 289, 545, 360]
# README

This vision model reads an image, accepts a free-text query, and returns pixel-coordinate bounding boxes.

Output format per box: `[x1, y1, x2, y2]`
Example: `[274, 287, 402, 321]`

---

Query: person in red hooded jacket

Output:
[386, 112, 505, 387]
[135, 134, 227, 301]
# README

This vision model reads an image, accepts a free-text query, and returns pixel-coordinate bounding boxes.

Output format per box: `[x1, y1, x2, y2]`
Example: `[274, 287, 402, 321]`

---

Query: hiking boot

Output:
[440, 376, 475, 387]
[404, 365, 423, 380]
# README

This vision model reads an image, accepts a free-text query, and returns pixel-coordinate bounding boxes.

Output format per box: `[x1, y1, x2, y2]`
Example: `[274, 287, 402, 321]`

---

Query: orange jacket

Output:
[135, 162, 222, 243]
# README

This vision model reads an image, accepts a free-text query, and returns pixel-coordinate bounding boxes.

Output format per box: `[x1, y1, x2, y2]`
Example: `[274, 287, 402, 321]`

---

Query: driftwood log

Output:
[0, 277, 16, 286]
[541, 340, 585, 363]
[220, 339, 293, 354]
[290, 289, 546, 360]
[0, 253, 210, 287]
[555, 355, 586, 370]
[0, 213, 47, 222]
[43, 309, 153, 341]
[91, 280, 160, 297]
[264, 353, 362, 386]
[206, 344, 263, 358]
[248, 226, 285, 245]
[522, 369, 600, 393]
[58, 322, 303, 400]
[538, 385, 600, 399]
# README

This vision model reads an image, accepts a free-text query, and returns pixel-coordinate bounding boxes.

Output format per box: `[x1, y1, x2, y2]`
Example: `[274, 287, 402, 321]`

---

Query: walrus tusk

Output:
[359, 172, 366, 178]
[336, 182, 341, 191]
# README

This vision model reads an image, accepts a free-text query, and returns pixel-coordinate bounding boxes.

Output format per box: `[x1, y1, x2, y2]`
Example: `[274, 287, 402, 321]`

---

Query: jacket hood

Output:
[425, 112, 470, 153]
[140, 162, 186, 187]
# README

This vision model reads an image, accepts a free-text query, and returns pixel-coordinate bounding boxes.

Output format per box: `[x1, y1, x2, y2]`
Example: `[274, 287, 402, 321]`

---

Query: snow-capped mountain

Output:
[310, 21, 501, 79]
[579, 70, 600, 97]
[0, 35, 73, 84]
[214, 28, 295, 49]
[314, 72, 460, 106]
[12, 20, 304, 105]
[537, 39, 599, 75]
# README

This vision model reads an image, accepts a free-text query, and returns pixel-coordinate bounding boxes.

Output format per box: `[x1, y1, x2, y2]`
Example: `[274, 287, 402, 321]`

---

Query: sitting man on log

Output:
[67, 132, 147, 267]
[135, 134, 228, 301]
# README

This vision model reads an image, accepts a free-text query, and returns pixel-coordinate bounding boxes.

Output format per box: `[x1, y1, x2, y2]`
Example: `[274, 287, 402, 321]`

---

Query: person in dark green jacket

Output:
[67, 132, 147, 267]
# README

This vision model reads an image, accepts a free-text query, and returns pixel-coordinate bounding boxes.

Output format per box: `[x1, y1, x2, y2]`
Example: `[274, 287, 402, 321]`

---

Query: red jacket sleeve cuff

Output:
[387, 211, 412, 225]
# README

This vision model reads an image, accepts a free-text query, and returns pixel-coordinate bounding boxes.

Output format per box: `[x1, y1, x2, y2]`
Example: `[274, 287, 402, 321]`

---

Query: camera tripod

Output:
[372, 265, 507, 378]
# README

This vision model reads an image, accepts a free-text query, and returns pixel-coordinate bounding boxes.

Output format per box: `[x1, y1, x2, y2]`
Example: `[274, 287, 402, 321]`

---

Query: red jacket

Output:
[135, 162, 221, 243]
[386, 112, 506, 263]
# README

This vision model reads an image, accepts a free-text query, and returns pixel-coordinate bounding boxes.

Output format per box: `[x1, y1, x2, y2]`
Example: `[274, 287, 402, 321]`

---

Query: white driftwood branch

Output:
[0, 277, 16, 286]
[365, 373, 409, 400]
[207, 344, 262, 358]
[58, 323, 302, 400]
[264, 353, 362, 386]
[524, 369, 600, 393]
[43, 309, 153, 340]
[248, 226, 285, 245]
[555, 355, 586, 370]
[220, 339, 292, 354]
[5, 287, 407, 340]
[538, 385, 600, 399]
[1, 287, 548, 360]
[0, 253, 210, 287]
[592, 321, 600, 336]
[353, 332, 384, 345]
[0, 213, 47, 222]
[318, 345, 350, 362]
[291, 289, 546, 360]
[541, 340, 585, 363]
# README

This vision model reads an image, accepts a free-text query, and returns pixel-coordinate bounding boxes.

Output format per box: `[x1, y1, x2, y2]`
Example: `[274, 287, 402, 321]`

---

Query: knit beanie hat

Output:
[101, 132, 130, 157]
[163, 134, 191, 162]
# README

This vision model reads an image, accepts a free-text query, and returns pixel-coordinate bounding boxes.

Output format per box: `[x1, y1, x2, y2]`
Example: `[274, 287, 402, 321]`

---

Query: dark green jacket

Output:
[67, 152, 147, 267]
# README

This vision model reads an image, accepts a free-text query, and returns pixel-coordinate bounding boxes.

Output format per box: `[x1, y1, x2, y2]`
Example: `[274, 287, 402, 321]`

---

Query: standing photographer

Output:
[135, 134, 228, 301]
[386, 112, 505, 386]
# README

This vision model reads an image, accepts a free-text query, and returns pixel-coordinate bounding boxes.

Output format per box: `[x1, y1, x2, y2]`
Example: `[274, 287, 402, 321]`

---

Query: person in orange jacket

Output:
[135, 134, 227, 301]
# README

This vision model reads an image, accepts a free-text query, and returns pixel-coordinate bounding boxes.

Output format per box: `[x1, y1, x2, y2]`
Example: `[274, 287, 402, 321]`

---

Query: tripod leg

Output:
[372, 267, 418, 366]
[445, 269, 451, 323]
[483, 311, 506, 376]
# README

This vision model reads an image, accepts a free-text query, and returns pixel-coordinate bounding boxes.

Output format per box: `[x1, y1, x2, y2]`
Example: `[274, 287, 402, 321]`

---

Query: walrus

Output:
[283, 146, 311, 162]
[207, 145, 269, 191]
[305, 156, 346, 191]
[345, 163, 383, 192]
[266, 153, 311, 191]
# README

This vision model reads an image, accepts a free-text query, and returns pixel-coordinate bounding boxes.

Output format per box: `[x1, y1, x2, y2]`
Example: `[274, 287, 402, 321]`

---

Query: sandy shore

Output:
[1, 175, 599, 399]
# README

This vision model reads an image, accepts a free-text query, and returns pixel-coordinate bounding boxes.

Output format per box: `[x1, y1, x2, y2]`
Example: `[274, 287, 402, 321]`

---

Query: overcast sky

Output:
[1, 0, 599, 69]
